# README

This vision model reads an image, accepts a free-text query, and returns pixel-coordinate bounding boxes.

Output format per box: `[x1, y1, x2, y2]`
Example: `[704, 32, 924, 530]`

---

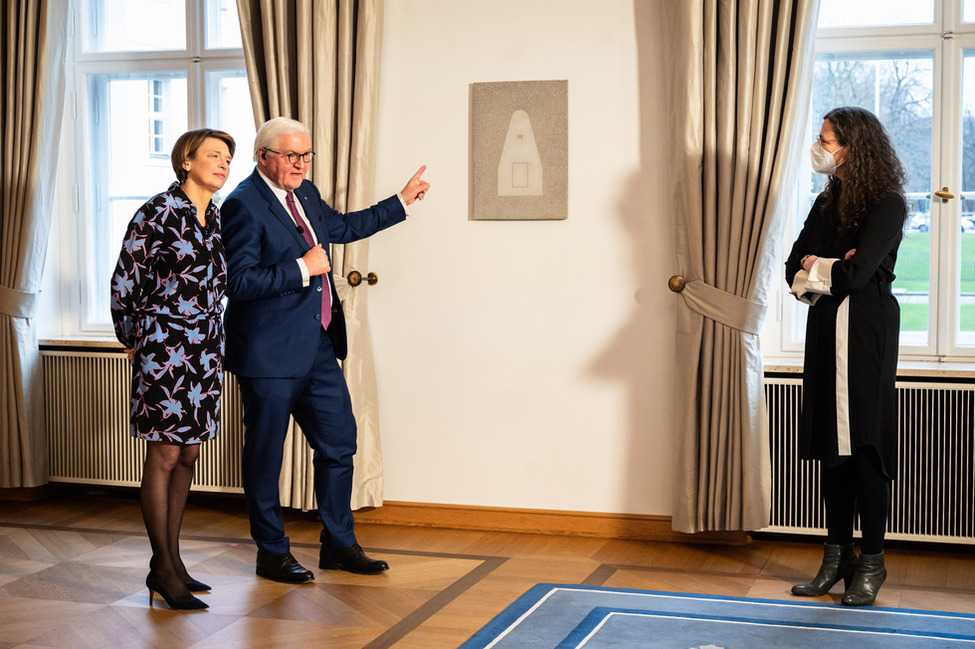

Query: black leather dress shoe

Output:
[256, 549, 314, 584]
[319, 544, 389, 575]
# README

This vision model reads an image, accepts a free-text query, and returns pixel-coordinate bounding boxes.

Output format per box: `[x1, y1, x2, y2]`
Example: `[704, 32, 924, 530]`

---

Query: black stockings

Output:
[823, 448, 890, 554]
[141, 442, 201, 598]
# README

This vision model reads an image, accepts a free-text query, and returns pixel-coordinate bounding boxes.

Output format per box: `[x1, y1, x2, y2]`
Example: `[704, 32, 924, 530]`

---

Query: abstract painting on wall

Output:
[470, 80, 568, 220]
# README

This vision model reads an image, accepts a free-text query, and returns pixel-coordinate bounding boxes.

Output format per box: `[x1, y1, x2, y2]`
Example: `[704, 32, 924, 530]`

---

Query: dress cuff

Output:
[805, 257, 837, 295]
[790, 257, 838, 305]
[397, 193, 411, 217]
[296, 258, 310, 287]
[790, 269, 820, 305]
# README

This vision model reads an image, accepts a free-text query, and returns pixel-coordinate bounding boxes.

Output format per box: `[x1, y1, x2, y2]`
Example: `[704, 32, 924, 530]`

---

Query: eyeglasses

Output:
[264, 148, 316, 165]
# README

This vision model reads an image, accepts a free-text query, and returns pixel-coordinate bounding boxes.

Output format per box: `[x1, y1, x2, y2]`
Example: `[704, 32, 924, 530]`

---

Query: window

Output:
[774, 0, 975, 360]
[148, 79, 168, 156]
[61, 0, 255, 334]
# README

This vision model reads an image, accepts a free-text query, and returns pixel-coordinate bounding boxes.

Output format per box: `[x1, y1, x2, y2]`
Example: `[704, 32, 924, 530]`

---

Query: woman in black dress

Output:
[785, 106, 907, 607]
[111, 129, 235, 610]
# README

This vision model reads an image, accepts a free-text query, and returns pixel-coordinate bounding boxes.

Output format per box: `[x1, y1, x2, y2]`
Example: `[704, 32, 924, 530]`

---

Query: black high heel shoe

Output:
[185, 577, 211, 592]
[792, 543, 858, 596]
[842, 551, 886, 606]
[146, 572, 209, 610]
[148, 558, 210, 592]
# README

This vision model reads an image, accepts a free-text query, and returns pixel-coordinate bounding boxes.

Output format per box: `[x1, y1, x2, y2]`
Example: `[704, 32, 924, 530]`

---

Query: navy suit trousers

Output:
[239, 328, 358, 554]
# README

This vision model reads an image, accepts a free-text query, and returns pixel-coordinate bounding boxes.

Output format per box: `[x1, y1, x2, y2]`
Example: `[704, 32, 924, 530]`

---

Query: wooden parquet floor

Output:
[2, 489, 975, 648]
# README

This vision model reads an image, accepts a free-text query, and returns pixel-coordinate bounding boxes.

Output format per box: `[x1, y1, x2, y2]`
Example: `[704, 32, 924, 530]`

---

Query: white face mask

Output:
[810, 141, 844, 175]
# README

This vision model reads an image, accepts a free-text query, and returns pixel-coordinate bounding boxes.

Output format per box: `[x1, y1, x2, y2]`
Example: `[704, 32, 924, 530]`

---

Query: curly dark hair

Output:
[821, 106, 907, 232]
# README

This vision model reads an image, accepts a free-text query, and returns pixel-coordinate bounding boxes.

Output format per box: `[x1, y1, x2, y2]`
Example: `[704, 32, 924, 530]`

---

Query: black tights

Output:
[822, 448, 890, 555]
[141, 442, 201, 598]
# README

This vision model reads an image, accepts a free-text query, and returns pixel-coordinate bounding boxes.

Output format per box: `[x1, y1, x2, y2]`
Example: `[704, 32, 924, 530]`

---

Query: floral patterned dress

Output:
[110, 181, 226, 444]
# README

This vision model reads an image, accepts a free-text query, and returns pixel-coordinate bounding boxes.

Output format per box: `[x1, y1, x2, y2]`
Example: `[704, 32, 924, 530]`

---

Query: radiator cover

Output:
[764, 375, 975, 544]
[43, 350, 244, 492]
[42, 351, 975, 543]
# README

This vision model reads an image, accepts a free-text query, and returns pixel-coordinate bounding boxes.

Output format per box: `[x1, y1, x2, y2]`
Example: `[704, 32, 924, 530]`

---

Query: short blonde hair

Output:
[171, 129, 236, 183]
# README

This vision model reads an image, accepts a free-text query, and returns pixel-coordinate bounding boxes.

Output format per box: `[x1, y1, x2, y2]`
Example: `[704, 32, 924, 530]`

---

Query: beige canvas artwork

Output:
[471, 80, 568, 220]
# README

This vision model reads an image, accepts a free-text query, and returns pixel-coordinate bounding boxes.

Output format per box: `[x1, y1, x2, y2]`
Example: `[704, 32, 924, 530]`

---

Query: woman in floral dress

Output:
[111, 128, 235, 610]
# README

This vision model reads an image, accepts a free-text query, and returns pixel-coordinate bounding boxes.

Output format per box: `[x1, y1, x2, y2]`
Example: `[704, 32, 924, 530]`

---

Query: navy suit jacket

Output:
[221, 168, 406, 377]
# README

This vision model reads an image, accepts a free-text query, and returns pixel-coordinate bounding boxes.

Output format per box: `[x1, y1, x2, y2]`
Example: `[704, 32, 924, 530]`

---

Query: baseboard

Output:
[354, 501, 750, 545]
[0, 484, 57, 502]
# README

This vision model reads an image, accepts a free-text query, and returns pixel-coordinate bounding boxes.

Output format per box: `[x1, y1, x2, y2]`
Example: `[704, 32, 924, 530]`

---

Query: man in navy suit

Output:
[221, 117, 429, 583]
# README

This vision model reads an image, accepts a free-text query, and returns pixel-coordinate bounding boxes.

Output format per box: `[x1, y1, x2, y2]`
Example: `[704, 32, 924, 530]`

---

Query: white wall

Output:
[369, 0, 678, 515]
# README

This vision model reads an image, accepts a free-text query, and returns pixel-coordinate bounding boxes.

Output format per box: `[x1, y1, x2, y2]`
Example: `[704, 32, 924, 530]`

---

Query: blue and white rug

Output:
[461, 584, 975, 648]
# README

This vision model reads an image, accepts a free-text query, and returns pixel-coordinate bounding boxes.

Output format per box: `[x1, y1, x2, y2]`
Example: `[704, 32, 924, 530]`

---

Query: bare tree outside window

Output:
[775, 0, 975, 358]
[807, 56, 934, 336]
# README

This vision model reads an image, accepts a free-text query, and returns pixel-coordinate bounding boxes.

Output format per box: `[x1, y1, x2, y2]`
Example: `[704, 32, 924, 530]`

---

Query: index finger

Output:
[410, 165, 427, 182]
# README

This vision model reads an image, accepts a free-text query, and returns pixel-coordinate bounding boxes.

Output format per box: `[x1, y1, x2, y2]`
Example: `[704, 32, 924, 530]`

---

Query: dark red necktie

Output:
[286, 191, 331, 330]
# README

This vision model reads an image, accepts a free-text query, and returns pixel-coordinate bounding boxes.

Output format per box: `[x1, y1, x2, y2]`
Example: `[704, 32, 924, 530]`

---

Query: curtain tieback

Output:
[670, 276, 765, 336]
[0, 285, 40, 319]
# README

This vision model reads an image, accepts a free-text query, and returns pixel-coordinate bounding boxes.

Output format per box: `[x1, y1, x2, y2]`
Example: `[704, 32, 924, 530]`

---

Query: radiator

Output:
[42, 350, 244, 493]
[43, 351, 975, 544]
[763, 375, 975, 544]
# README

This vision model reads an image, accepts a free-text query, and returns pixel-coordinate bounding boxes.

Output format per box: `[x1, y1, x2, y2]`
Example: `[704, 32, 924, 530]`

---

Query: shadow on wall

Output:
[589, 0, 680, 515]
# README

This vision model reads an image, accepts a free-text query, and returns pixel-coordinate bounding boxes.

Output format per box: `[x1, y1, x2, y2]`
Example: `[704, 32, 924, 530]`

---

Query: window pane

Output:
[206, 70, 254, 203]
[817, 0, 934, 28]
[84, 0, 187, 52]
[87, 72, 188, 326]
[958, 52, 975, 344]
[801, 53, 934, 346]
[966, 0, 975, 23]
[206, 0, 242, 49]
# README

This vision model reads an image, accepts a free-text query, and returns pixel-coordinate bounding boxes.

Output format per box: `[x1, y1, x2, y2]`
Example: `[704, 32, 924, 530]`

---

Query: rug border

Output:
[460, 583, 975, 649]
[555, 605, 975, 648]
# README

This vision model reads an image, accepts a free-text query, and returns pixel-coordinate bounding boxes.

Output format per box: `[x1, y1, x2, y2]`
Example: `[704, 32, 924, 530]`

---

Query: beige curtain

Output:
[667, 0, 820, 532]
[0, 1, 70, 488]
[236, 0, 386, 510]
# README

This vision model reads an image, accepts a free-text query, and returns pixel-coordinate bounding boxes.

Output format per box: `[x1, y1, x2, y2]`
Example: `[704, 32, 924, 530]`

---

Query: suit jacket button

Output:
[316, 286, 322, 292]
[314, 314, 321, 320]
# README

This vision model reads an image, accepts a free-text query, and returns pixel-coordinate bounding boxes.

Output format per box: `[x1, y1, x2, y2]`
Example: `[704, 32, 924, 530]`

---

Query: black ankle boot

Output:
[791, 543, 857, 596]
[842, 551, 886, 606]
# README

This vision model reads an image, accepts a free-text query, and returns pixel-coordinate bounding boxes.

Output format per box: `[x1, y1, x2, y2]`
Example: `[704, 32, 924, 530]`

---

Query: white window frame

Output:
[52, 1, 248, 337]
[766, 1, 975, 363]
[148, 79, 168, 157]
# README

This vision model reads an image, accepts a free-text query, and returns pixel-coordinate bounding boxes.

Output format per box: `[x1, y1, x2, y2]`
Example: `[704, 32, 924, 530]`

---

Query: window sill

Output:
[39, 337, 123, 352]
[764, 355, 975, 380]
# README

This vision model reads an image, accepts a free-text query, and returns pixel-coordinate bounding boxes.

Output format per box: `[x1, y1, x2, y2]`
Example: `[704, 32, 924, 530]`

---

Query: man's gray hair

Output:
[253, 117, 311, 161]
